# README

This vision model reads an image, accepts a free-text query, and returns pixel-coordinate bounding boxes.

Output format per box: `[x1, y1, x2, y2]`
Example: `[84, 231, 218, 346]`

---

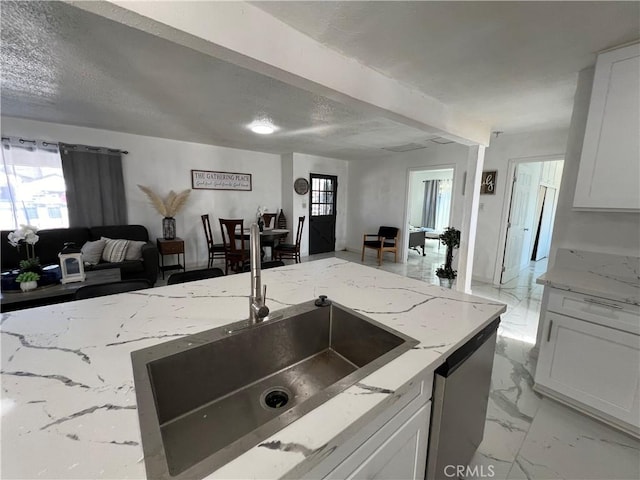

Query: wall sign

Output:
[191, 170, 252, 191]
[480, 170, 497, 195]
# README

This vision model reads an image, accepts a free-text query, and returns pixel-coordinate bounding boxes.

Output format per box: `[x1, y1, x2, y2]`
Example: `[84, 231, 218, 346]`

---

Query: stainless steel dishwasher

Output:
[426, 318, 500, 480]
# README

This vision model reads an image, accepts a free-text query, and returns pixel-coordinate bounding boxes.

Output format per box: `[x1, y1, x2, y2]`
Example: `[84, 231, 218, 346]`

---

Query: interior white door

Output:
[501, 163, 539, 283]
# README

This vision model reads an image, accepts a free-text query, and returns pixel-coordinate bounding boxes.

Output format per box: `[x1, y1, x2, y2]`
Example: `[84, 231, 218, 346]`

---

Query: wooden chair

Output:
[201, 214, 226, 268]
[219, 218, 250, 274]
[362, 226, 400, 265]
[262, 213, 277, 229]
[74, 280, 151, 300]
[261, 212, 279, 258]
[167, 267, 225, 285]
[274, 216, 305, 263]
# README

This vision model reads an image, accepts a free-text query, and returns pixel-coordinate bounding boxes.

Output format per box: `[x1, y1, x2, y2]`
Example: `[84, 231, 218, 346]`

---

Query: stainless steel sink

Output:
[132, 299, 418, 479]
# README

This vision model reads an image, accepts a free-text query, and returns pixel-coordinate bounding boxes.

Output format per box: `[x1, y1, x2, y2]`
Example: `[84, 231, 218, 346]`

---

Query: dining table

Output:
[240, 228, 290, 260]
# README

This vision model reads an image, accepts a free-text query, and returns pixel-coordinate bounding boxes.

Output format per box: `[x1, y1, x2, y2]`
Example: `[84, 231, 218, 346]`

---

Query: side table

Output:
[157, 238, 185, 279]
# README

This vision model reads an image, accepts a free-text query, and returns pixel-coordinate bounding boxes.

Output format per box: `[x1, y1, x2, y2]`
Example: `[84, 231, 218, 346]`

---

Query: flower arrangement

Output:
[256, 206, 267, 230]
[15, 271, 40, 283]
[435, 227, 461, 281]
[137, 185, 191, 217]
[7, 224, 41, 271]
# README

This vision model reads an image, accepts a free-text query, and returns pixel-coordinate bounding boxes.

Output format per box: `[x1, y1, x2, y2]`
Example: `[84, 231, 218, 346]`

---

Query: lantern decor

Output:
[59, 243, 86, 284]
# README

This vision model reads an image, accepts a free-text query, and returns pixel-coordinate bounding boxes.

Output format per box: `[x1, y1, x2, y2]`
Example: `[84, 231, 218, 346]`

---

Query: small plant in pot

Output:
[435, 227, 461, 288]
[16, 271, 40, 292]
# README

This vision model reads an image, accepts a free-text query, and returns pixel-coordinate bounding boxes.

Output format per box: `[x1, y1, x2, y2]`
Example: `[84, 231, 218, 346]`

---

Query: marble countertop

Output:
[537, 268, 640, 306]
[1, 259, 505, 479]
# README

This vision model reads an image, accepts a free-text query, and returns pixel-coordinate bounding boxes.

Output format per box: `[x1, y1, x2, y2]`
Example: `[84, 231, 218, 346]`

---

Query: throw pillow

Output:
[125, 240, 146, 261]
[81, 239, 107, 265]
[101, 237, 130, 263]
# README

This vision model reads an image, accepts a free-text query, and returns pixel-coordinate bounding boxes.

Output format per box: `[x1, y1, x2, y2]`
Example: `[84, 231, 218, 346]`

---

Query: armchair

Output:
[361, 226, 400, 266]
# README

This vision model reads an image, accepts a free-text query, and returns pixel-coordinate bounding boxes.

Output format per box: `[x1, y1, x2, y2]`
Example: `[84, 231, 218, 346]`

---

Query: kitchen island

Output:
[0, 258, 505, 479]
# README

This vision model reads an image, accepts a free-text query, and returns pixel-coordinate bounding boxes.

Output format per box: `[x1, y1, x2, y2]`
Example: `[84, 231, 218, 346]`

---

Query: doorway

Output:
[404, 167, 455, 262]
[500, 158, 563, 284]
[308, 173, 337, 255]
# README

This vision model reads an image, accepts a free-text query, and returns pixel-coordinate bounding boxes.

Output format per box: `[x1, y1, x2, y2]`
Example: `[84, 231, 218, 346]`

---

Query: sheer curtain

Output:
[60, 144, 127, 227]
[1, 138, 68, 230]
[435, 179, 452, 232]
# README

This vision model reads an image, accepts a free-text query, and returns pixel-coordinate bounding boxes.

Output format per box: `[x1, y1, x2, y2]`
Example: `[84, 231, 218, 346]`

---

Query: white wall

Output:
[550, 67, 640, 262]
[1, 117, 282, 268]
[289, 153, 349, 257]
[346, 144, 469, 259]
[473, 129, 569, 282]
[408, 168, 454, 226]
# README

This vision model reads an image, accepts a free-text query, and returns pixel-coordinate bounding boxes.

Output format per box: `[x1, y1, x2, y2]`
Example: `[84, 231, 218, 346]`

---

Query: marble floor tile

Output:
[513, 399, 640, 480]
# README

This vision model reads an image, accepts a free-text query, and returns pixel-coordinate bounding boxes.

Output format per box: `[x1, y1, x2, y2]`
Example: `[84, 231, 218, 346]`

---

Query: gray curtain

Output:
[422, 180, 439, 228]
[60, 145, 127, 227]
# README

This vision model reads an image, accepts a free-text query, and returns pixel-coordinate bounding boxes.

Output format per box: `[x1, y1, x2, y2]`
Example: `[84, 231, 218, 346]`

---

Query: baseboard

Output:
[533, 383, 640, 439]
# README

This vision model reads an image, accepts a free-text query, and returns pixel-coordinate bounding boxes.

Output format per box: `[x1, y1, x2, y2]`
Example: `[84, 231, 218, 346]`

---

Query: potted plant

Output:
[137, 185, 191, 239]
[435, 227, 461, 288]
[16, 271, 40, 292]
[8, 224, 41, 273]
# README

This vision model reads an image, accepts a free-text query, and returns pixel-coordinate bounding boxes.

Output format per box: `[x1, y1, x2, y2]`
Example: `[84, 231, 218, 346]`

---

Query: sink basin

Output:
[132, 299, 418, 479]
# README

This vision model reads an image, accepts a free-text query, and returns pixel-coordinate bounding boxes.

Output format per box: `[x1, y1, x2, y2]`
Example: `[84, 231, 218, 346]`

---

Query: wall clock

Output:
[294, 178, 310, 195]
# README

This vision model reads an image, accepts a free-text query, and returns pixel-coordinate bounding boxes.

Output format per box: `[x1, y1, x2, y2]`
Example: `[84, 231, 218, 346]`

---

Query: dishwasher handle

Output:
[436, 317, 500, 377]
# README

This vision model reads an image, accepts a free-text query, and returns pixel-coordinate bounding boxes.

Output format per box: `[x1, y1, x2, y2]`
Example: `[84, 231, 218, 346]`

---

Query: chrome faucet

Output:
[249, 223, 269, 323]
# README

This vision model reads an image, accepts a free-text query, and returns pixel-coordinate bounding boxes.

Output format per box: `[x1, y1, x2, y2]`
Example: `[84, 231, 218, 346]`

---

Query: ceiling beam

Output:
[67, 0, 491, 146]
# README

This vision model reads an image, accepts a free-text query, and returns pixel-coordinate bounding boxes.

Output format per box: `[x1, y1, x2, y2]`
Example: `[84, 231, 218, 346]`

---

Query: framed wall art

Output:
[480, 170, 497, 195]
[191, 170, 252, 191]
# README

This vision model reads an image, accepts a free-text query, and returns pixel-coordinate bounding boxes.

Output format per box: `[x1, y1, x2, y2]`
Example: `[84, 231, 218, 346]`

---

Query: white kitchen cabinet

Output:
[535, 310, 640, 438]
[326, 402, 430, 480]
[574, 42, 640, 211]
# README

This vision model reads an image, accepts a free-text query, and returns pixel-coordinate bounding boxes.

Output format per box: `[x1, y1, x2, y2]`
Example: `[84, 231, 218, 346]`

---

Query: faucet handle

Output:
[263, 284, 267, 302]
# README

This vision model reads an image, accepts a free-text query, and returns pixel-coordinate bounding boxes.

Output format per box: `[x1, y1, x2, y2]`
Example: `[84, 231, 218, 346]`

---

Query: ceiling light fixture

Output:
[250, 124, 275, 135]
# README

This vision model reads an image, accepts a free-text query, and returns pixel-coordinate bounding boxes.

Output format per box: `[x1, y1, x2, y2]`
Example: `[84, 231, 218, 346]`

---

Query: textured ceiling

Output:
[0, 1, 439, 160]
[255, 1, 640, 133]
[2, 1, 639, 159]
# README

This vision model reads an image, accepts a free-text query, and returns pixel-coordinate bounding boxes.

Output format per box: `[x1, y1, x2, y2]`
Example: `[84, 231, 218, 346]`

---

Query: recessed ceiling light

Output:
[250, 124, 275, 135]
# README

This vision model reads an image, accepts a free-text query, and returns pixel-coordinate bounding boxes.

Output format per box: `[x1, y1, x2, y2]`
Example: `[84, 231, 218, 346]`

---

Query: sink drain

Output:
[261, 387, 291, 409]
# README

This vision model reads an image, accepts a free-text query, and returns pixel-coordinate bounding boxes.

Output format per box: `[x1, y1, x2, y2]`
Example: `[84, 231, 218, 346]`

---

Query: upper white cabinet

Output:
[574, 43, 640, 210]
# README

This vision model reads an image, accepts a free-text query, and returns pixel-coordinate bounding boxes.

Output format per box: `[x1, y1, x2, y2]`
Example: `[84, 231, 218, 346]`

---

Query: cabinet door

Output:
[327, 403, 430, 480]
[574, 43, 640, 210]
[536, 312, 640, 429]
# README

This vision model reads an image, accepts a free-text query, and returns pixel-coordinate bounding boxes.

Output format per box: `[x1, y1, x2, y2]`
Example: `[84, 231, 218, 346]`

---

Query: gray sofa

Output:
[1, 225, 159, 286]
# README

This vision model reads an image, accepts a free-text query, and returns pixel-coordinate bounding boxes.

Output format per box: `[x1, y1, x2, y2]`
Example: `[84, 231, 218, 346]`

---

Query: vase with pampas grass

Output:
[138, 185, 191, 240]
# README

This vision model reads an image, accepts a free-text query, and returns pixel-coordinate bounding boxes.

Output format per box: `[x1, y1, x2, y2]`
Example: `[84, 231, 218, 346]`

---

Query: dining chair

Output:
[262, 213, 277, 229]
[219, 218, 250, 274]
[167, 267, 225, 285]
[201, 214, 226, 268]
[74, 279, 152, 300]
[260, 213, 279, 258]
[361, 226, 400, 266]
[274, 216, 305, 263]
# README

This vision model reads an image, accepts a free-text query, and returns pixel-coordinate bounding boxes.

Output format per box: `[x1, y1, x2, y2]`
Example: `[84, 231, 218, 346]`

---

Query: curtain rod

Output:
[1, 137, 128, 154]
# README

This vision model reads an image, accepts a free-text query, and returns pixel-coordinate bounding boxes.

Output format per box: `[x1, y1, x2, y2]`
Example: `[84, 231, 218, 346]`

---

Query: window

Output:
[1, 139, 69, 230]
[24, 206, 38, 220]
[311, 176, 335, 216]
[47, 207, 62, 219]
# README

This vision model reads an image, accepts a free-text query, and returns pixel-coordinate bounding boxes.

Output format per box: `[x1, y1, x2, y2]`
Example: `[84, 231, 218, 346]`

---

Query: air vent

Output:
[430, 137, 455, 145]
[382, 143, 427, 153]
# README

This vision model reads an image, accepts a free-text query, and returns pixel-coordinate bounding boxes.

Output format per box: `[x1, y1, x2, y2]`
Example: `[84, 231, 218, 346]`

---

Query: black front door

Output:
[309, 174, 337, 255]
